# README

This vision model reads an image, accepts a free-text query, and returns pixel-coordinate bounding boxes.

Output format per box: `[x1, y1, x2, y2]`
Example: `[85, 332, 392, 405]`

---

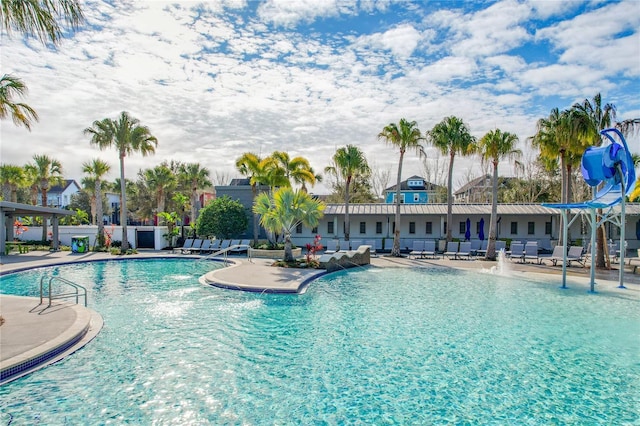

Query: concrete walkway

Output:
[0, 249, 638, 384]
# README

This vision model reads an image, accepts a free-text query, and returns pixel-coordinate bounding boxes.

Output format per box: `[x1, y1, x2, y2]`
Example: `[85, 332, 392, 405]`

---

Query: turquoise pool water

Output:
[1, 259, 639, 424]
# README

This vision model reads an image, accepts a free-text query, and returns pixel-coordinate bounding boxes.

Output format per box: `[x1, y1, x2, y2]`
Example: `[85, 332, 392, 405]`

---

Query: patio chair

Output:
[195, 239, 213, 254]
[409, 241, 425, 259]
[544, 245, 565, 266]
[177, 238, 194, 254]
[456, 242, 472, 260]
[219, 239, 232, 251]
[470, 240, 482, 256]
[423, 240, 437, 259]
[495, 240, 506, 253]
[184, 239, 203, 254]
[567, 246, 586, 267]
[509, 243, 525, 263]
[475, 240, 488, 256]
[523, 241, 541, 264]
[443, 241, 459, 259]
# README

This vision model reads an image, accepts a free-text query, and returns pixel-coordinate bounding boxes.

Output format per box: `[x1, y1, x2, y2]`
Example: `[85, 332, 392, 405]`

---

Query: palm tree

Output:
[0, 164, 26, 202]
[178, 162, 212, 226]
[427, 116, 477, 242]
[324, 145, 370, 241]
[236, 152, 268, 245]
[378, 118, 425, 256]
[477, 129, 522, 260]
[1, 0, 84, 45]
[82, 158, 111, 247]
[1, 1, 83, 131]
[85, 111, 158, 251]
[23, 164, 40, 205]
[0, 75, 39, 130]
[31, 154, 63, 241]
[144, 163, 176, 216]
[572, 93, 617, 268]
[253, 187, 325, 262]
[271, 151, 317, 189]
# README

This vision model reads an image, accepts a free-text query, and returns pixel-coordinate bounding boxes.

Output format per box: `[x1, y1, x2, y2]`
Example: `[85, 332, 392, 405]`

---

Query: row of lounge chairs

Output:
[177, 238, 251, 255]
[324, 239, 377, 256]
[409, 240, 506, 260]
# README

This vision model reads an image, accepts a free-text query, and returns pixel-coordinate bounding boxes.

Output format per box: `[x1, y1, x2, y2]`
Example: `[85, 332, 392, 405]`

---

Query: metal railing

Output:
[196, 244, 252, 265]
[40, 276, 87, 307]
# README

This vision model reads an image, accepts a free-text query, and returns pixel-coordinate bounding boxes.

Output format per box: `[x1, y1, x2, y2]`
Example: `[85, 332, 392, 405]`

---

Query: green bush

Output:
[196, 196, 248, 239]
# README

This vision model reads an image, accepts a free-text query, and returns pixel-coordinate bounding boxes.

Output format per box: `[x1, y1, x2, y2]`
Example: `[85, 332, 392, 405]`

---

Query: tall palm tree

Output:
[477, 129, 522, 260]
[253, 187, 325, 262]
[31, 154, 63, 241]
[84, 111, 158, 251]
[236, 152, 268, 245]
[271, 151, 316, 189]
[378, 118, 425, 256]
[427, 116, 477, 242]
[0, 75, 39, 130]
[82, 158, 111, 247]
[0, 164, 26, 202]
[324, 145, 370, 241]
[144, 163, 176, 216]
[178, 162, 212, 227]
[23, 163, 40, 205]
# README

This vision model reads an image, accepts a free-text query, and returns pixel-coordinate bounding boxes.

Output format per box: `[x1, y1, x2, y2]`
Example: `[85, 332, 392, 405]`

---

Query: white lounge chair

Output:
[524, 242, 541, 264]
[509, 243, 525, 263]
[423, 240, 437, 259]
[456, 242, 472, 260]
[443, 242, 459, 259]
[409, 241, 425, 259]
[567, 246, 585, 267]
[545, 245, 566, 266]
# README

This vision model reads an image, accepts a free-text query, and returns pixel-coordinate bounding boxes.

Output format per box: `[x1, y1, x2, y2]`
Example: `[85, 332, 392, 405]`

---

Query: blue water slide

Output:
[543, 128, 636, 209]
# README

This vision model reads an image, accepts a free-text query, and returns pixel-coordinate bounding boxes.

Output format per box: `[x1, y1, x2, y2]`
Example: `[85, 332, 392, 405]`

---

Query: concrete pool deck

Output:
[1, 249, 639, 384]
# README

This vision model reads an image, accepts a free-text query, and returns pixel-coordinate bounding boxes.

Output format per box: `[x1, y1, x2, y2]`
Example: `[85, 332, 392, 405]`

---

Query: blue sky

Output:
[2, 0, 639, 194]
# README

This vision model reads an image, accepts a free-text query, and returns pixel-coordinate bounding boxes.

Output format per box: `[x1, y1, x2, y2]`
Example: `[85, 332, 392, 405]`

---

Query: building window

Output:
[360, 222, 366, 234]
[295, 223, 303, 234]
[545, 221, 552, 235]
[409, 222, 416, 234]
[459, 222, 466, 234]
[444, 222, 447, 234]
[327, 221, 334, 234]
[528, 222, 535, 235]
[425, 222, 433, 234]
[413, 193, 420, 202]
[392, 222, 396, 233]
[312, 226, 318, 234]
[510, 221, 518, 235]
[376, 222, 382, 234]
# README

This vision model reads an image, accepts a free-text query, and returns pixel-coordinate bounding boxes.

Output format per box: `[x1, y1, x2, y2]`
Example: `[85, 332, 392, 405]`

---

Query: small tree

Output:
[158, 211, 179, 248]
[196, 196, 248, 239]
[253, 187, 325, 262]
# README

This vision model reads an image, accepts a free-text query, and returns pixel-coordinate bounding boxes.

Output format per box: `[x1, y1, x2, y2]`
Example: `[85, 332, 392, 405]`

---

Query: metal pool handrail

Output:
[40, 276, 87, 307]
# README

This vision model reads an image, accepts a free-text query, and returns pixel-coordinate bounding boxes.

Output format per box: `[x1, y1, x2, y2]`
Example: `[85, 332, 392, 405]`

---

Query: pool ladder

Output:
[40, 276, 87, 307]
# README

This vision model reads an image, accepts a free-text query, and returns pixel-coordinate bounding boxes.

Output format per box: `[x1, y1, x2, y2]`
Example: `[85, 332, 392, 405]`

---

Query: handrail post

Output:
[48, 278, 53, 307]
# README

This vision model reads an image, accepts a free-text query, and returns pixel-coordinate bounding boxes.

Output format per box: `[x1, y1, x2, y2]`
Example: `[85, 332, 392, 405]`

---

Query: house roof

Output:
[48, 179, 79, 193]
[384, 176, 443, 192]
[323, 203, 640, 215]
[454, 175, 513, 195]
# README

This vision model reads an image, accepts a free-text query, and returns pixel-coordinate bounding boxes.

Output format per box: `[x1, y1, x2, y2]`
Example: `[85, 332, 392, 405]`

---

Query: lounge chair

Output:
[544, 245, 566, 266]
[523, 242, 541, 264]
[195, 239, 213, 254]
[470, 240, 482, 256]
[209, 239, 221, 251]
[183, 239, 203, 254]
[456, 242, 472, 260]
[509, 243, 525, 263]
[409, 241, 425, 259]
[443, 241, 459, 259]
[495, 240, 506, 253]
[177, 238, 194, 254]
[567, 246, 585, 267]
[423, 240, 437, 259]
[476, 240, 488, 256]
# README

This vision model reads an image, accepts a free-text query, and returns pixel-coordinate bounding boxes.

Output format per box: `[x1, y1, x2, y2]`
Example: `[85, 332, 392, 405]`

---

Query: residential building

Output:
[384, 175, 444, 204]
[454, 174, 514, 203]
[43, 179, 80, 208]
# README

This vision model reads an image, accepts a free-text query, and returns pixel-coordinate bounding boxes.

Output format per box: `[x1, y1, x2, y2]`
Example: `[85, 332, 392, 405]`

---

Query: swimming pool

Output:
[1, 259, 638, 424]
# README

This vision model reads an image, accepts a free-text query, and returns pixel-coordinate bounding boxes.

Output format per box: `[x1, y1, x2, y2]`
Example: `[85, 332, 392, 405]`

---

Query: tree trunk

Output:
[96, 179, 105, 247]
[595, 209, 605, 268]
[446, 150, 455, 242]
[41, 184, 48, 242]
[344, 177, 351, 241]
[485, 161, 499, 261]
[392, 151, 404, 256]
[284, 232, 294, 262]
[251, 185, 259, 245]
[119, 153, 129, 251]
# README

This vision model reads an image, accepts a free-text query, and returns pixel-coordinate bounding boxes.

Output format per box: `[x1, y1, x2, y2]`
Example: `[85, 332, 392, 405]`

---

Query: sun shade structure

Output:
[0, 201, 76, 255]
[542, 128, 635, 290]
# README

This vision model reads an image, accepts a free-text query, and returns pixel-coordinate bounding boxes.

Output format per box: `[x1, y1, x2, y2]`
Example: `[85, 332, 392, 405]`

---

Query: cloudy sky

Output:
[2, 0, 639, 194]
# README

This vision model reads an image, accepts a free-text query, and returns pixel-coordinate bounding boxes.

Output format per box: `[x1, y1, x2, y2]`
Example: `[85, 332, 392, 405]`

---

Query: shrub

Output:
[196, 196, 248, 239]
